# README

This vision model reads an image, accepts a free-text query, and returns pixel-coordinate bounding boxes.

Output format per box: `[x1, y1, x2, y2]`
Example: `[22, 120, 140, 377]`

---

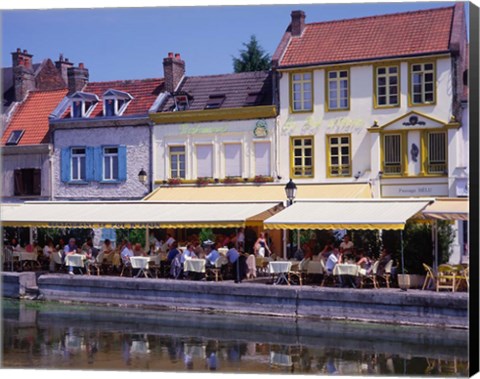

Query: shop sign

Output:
[381, 184, 448, 197]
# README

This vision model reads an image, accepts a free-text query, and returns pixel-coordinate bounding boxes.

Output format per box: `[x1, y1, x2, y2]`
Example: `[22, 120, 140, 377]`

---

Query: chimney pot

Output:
[79, 63, 84, 69]
[23, 49, 28, 54]
[168, 52, 174, 58]
[17, 48, 21, 53]
[175, 53, 181, 59]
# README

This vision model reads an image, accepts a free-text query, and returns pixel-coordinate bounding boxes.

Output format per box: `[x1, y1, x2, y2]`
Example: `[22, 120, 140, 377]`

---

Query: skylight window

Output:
[245, 92, 263, 106]
[6, 130, 25, 145]
[205, 94, 226, 109]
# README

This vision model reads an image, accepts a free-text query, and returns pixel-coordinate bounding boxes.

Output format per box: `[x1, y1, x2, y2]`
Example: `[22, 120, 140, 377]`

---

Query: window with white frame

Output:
[224, 144, 242, 177]
[426, 131, 447, 174]
[70, 92, 98, 118]
[103, 147, 119, 180]
[103, 89, 132, 116]
[170, 146, 186, 179]
[383, 134, 402, 175]
[410, 62, 435, 105]
[375, 65, 399, 107]
[71, 147, 86, 181]
[196, 145, 213, 178]
[327, 69, 349, 110]
[291, 72, 313, 112]
[254, 142, 271, 177]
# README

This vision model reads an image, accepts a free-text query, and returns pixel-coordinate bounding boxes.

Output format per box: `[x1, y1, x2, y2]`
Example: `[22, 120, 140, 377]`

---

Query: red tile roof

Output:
[279, 6, 455, 68]
[61, 78, 164, 119]
[1, 89, 68, 146]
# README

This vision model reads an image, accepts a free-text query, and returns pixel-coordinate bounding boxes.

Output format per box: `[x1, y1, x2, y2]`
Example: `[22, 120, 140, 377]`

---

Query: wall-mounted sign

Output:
[381, 183, 449, 197]
[254, 120, 268, 137]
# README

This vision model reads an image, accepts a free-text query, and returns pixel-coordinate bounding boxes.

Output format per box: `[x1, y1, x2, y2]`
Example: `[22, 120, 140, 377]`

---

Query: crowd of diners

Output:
[3, 229, 396, 285]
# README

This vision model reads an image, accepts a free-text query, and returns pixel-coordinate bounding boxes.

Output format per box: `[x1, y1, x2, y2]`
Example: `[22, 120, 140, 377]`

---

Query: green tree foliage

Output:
[116, 229, 146, 247]
[232, 35, 271, 73]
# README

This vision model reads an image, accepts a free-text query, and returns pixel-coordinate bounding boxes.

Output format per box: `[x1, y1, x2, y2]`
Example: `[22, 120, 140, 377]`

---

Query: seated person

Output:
[320, 240, 335, 261]
[376, 247, 392, 276]
[181, 243, 197, 263]
[133, 243, 146, 256]
[166, 242, 180, 263]
[355, 249, 373, 271]
[205, 244, 220, 267]
[325, 248, 342, 274]
[120, 241, 135, 266]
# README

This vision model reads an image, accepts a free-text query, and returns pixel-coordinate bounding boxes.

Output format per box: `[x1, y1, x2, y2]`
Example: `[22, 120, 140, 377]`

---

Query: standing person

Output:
[227, 242, 246, 283]
[236, 228, 245, 251]
[340, 235, 354, 259]
[254, 232, 271, 258]
[165, 233, 176, 249]
[64, 238, 78, 275]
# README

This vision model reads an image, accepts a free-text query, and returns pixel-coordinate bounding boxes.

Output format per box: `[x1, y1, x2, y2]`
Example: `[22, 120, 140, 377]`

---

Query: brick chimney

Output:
[55, 53, 74, 86]
[163, 52, 185, 93]
[12, 48, 35, 102]
[67, 62, 89, 94]
[291, 10, 306, 37]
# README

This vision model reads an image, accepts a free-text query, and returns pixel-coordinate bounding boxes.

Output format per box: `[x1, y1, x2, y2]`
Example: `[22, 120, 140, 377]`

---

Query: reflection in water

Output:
[2, 299, 469, 376]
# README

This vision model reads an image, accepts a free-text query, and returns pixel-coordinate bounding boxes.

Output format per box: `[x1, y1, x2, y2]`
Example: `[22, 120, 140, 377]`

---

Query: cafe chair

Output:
[436, 264, 456, 292]
[206, 256, 228, 282]
[453, 265, 469, 291]
[377, 259, 393, 288]
[360, 260, 379, 289]
[246, 254, 257, 279]
[120, 261, 132, 277]
[422, 263, 436, 290]
[288, 258, 309, 286]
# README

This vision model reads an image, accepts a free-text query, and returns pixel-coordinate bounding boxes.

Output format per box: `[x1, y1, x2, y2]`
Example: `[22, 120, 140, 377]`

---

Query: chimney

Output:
[67, 62, 89, 94]
[291, 10, 306, 37]
[55, 53, 74, 86]
[12, 48, 35, 101]
[163, 52, 185, 93]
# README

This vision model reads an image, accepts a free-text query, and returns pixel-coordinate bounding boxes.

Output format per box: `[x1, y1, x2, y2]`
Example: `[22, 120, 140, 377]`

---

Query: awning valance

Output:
[143, 183, 372, 202]
[264, 199, 434, 231]
[1, 201, 283, 229]
[420, 198, 469, 221]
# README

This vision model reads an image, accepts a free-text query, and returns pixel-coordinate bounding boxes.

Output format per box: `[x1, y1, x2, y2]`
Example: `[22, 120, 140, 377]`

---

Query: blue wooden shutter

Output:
[85, 147, 95, 181]
[94, 147, 103, 181]
[60, 148, 71, 182]
[118, 145, 127, 181]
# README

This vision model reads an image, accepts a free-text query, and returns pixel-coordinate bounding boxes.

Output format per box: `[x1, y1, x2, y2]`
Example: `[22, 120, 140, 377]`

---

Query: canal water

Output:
[2, 299, 469, 376]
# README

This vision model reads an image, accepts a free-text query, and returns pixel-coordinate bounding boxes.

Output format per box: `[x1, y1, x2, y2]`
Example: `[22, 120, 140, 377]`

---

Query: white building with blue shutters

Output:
[49, 77, 165, 200]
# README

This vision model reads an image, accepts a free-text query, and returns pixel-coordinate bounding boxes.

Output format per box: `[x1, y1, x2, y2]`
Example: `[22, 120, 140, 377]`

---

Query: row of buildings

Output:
[1, 4, 470, 261]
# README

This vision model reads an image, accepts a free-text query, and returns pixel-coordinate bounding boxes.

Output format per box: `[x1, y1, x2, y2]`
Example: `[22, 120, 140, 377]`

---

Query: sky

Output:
[0, 0, 470, 83]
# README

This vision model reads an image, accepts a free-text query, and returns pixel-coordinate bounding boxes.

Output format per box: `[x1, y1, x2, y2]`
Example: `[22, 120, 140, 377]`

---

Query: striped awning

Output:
[264, 199, 433, 230]
[420, 198, 469, 221]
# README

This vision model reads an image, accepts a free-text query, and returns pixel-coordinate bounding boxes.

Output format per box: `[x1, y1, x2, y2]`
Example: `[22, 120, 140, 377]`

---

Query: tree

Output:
[232, 35, 271, 73]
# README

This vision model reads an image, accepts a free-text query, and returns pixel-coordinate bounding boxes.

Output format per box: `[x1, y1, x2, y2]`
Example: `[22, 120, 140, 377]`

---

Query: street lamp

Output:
[138, 168, 147, 185]
[284, 178, 297, 206]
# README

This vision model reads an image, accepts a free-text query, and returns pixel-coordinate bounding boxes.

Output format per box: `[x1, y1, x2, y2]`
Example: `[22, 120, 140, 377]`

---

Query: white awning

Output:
[0, 201, 283, 229]
[264, 199, 434, 230]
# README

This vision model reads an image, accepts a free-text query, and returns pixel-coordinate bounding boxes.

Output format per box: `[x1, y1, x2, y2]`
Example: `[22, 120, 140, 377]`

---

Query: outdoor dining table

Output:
[130, 256, 151, 278]
[11, 250, 41, 270]
[333, 263, 360, 288]
[64, 254, 86, 274]
[268, 261, 292, 285]
[184, 258, 206, 273]
[218, 247, 228, 256]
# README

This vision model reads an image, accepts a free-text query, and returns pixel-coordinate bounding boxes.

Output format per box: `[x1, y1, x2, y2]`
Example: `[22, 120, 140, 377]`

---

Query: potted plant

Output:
[223, 176, 240, 184]
[196, 177, 210, 187]
[253, 175, 272, 183]
[167, 177, 182, 186]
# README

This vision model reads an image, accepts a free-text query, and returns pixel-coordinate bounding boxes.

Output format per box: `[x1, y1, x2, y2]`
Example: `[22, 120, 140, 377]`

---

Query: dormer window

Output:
[245, 92, 263, 106]
[205, 94, 226, 109]
[6, 130, 25, 145]
[173, 92, 192, 111]
[69, 92, 99, 118]
[103, 89, 133, 117]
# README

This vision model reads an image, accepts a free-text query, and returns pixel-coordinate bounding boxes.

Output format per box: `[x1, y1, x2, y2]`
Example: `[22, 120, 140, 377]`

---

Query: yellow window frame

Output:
[380, 132, 408, 177]
[325, 67, 350, 112]
[169, 145, 186, 179]
[373, 63, 400, 108]
[290, 136, 314, 178]
[289, 71, 314, 113]
[326, 134, 351, 178]
[408, 60, 436, 106]
[421, 130, 448, 176]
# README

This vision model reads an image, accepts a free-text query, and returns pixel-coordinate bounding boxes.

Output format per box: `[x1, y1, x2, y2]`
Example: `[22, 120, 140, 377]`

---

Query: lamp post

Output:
[284, 179, 297, 258]
[138, 168, 147, 185]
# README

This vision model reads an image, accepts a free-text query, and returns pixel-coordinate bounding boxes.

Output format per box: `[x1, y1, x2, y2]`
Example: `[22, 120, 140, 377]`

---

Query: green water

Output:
[1, 299, 469, 376]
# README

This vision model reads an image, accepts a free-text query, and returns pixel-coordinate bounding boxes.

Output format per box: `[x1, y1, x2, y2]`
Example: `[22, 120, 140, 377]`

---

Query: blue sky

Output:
[1, 1, 466, 82]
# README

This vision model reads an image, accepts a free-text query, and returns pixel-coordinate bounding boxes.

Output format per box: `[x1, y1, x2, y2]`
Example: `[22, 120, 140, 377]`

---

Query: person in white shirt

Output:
[120, 241, 135, 266]
[326, 249, 342, 273]
[166, 233, 176, 248]
[181, 243, 197, 264]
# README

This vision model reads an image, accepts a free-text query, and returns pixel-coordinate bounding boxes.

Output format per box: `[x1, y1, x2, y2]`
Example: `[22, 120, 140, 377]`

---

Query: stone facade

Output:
[53, 125, 150, 200]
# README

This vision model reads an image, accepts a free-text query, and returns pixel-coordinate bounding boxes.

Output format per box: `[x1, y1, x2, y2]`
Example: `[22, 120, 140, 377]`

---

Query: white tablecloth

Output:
[333, 263, 359, 276]
[218, 248, 228, 256]
[65, 254, 85, 267]
[184, 258, 206, 273]
[130, 256, 150, 269]
[268, 261, 292, 274]
[12, 251, 38, 261]
[306, 261, 324, 275]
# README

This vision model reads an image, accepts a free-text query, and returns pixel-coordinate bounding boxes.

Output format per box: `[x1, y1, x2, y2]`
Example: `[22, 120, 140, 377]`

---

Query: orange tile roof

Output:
[61, 78, 164, 119]
[1, 89, 68, 146]
[279, 6, 454, 67]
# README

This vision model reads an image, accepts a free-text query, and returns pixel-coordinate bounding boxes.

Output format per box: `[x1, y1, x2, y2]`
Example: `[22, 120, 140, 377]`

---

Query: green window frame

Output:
[375, 65, 400, 107]
[327, 135, 351, 177]
[410, 62, 435, 105]
[327, 69, 349, 111]
[290, 136, 314, 178]
[290, 72, 313, 112]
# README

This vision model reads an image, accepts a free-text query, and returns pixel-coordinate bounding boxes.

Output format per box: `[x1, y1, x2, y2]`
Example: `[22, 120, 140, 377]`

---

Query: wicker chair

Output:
[422, 263, 436, 290]
[436, 264, 456, 292]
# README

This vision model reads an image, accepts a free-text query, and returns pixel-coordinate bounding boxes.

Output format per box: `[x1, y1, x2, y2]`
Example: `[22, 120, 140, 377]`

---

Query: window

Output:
[71, 147, 86, 181]
[103, 89, 132, 116]
[103, 147, 119, 180]
[196, 145, 213, 178]
[410, 62, 435, 105]
[174, 94, 189, 111]
[69, 92, 99, 118]
[291, 137, 314, 178]
[291, 72, 312, 112]
[375, 65, 399, 107]
[254, 142, 271, 177]
[327, 69, 349, 110]
[382, 134, 403, 175]
[14, 169, 41, 196]
[205, 94, 226, 110]
[224, 144, 242, 177]
[426, 131, 447, 174]
[170, 146, 186, 179]
[245, 92, 263, 106]
[6, 130, 25, 145]
[327, 135, 351, 177]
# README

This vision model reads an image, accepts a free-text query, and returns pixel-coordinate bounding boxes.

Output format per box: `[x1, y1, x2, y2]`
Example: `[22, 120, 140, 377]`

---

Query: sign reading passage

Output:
[382, 184, 448, 197]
